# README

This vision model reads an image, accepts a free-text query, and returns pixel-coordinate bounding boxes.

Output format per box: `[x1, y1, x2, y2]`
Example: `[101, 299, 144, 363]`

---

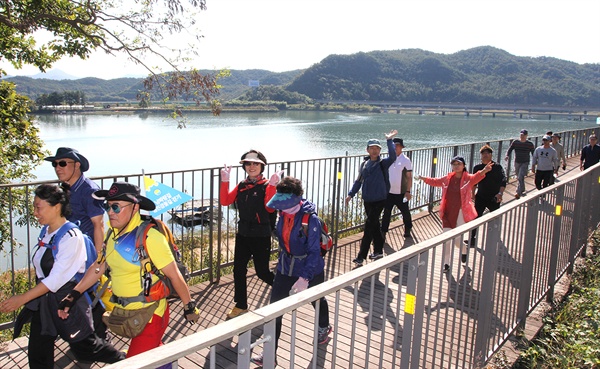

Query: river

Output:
[34, 110, 595, 181]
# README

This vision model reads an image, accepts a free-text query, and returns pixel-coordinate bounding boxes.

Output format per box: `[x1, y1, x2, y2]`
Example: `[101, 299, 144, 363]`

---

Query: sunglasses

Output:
[103, 203, 134, 214]
[52, 160, 75, 168]
[243, 162, 261, 167]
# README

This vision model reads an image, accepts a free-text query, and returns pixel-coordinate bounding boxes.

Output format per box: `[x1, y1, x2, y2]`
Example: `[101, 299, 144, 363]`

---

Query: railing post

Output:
[400, 254, 423, 369]
[474, 216, 502, 366]
[210, 168, 217, 283]
[428, 148, 438, 213]
[568, 176, 586, 273]
[516, 199, 539, 331]
[332, 157, 342, 245]
[547, 185, 564, 302]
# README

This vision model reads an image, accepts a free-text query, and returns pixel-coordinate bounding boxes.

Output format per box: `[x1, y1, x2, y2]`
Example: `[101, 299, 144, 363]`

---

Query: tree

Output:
[0, 81, 48, 249]
[0, 0, 222, 112]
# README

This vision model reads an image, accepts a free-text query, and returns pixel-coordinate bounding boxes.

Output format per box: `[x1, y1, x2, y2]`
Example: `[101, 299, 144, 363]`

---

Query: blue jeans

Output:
[514, 162, 529, 196]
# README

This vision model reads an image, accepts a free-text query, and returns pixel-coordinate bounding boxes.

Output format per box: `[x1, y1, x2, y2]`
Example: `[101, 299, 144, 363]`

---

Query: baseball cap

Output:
[367, 139, 381, 148]
[520, 129, 528, 135]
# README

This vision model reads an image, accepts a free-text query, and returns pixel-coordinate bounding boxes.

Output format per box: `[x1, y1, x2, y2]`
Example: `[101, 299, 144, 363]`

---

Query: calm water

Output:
[2, 111, 595, 271]
[34, 111, 595, 181]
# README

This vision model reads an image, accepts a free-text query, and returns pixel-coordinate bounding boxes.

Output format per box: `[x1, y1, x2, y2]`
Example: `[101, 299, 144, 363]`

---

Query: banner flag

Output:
[143, 176, 193, 217]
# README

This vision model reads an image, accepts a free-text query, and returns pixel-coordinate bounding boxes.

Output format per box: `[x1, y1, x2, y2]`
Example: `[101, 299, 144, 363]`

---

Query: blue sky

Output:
[2, 0, 599, 79]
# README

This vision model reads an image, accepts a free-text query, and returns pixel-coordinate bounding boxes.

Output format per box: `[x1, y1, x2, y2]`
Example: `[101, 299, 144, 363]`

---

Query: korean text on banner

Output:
[143, 176, 193, 217]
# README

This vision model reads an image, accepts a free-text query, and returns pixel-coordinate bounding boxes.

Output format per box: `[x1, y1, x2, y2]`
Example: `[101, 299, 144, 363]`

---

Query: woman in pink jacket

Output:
[418, 156, 492, 273]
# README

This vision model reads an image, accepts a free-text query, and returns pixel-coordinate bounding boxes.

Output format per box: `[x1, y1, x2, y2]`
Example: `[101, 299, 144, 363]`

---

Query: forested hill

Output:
[287, 46, 600, 107]
[5, 46, 600, 107]
[5, 69, 302, 102]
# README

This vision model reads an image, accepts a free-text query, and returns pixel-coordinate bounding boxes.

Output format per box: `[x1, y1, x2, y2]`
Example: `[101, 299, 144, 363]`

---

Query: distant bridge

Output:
[316, 99, 600, 120]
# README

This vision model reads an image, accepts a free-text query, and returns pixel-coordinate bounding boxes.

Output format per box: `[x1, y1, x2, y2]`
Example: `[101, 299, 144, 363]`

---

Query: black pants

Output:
[270, 272, 329, 351]
[233, 234, 274, 310]
[381, 193, 412, 234]
[470, 195, 501, 243]
[534, 170, 554, 190]
[28, 308, 124, 369]
[357, 200, 386, 259]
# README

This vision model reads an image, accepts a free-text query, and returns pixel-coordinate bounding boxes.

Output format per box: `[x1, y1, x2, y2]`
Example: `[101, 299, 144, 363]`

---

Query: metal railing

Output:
[99, 162, 600, 369]
[0, 129, 598, 360]
[0, 128, 596, 333]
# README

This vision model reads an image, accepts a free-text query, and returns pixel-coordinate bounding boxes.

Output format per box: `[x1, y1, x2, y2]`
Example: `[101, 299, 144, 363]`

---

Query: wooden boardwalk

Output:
[0, 157, 585, 369]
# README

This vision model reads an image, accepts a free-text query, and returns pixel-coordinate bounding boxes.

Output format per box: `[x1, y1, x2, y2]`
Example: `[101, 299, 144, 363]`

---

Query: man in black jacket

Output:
[469, 145, 507, 247]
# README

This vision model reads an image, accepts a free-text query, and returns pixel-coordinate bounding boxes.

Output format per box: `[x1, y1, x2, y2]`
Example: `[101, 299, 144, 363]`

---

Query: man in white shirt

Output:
[381, 137, 413, 240]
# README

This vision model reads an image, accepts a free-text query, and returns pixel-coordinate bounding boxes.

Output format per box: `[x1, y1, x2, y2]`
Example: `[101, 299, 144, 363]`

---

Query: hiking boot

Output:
[369, 252, 384, 260]
[461, 254, 467, 264]
[226, 306, 248, 319]
[250, 351, 277, 367]
[443, 264, 450, 273]
[317, 325, 332, 344]
[352, 257, 364, 266]
[515, 193, 521, 199]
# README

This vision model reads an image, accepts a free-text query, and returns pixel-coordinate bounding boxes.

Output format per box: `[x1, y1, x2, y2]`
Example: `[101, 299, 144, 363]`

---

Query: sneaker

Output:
[226, 306, 248, 319]
[250, 351, 277, 367]
[352, 257, 364, 266]
[515, 193, 521, 199]
[443, 264, 450, 273]
[317, 325, 332, 344]
[369, 252, 384, 260]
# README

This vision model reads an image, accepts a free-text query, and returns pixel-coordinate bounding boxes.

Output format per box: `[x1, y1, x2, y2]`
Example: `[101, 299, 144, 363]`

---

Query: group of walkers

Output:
[0, 148, 199, 369]
[1, 126, 598, 368]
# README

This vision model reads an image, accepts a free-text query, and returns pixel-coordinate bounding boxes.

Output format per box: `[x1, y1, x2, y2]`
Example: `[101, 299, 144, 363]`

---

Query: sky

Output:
[2, 0, 599, 79]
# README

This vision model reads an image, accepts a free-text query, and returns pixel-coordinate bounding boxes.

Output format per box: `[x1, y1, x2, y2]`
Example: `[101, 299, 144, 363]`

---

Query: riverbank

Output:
[33, 102, 600, 120]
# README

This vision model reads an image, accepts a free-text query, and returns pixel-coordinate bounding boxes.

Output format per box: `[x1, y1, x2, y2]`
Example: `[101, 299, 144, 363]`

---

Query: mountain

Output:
[285, 46, 600, 107]
[4, 69, 302, 102]
[5, 69, 79, 81]
[4, 47, 599, 107]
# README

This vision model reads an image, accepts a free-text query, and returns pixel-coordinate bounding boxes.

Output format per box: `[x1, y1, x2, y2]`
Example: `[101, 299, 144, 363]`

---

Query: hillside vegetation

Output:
[286, 46, 600, 106]
[5, 46, 600, 107]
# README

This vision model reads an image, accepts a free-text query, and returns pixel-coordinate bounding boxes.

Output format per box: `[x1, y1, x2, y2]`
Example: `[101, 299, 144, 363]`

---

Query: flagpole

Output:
[140, 169, 150, 216]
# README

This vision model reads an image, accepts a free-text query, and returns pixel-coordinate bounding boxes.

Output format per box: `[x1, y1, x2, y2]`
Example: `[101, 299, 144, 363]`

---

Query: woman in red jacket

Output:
[418, 156, 492, 273]
[220, 150, 278, 319]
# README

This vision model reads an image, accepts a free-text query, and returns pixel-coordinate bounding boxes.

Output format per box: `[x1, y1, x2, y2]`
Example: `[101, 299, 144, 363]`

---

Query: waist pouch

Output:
[102, 302, 158, 338]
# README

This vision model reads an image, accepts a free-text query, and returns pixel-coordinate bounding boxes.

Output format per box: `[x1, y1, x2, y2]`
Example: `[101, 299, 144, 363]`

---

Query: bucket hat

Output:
[92, 182, 156, 211]
[44, 147, 90, 172]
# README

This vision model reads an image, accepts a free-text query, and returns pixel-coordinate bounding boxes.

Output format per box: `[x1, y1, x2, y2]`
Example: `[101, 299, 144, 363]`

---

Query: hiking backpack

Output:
[105, 216, 190, 306]
[301, 212, 333, 257]
[39, 221, 99, 297]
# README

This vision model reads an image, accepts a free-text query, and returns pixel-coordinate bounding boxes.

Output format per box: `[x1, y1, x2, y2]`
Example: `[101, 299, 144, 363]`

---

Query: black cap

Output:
[392, 138, 405, 147]
[92, 182, 155, 211]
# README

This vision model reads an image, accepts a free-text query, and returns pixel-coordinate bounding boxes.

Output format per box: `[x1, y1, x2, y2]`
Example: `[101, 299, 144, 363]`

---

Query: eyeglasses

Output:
[103, 203, 134, 214]
[244, 162, 261, 167]
[52, 160, 75, 168]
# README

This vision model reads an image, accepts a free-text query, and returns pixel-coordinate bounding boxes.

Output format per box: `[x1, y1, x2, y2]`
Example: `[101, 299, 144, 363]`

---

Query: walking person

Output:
[57, 182, 199, 368]
[45, 147, 109, 340]
[346, 129, 398, 266]
[417, 156, 492, 272]
[505, 129, 535, 199]
[0, 184, 125, 369]
[550, 133, 567, 183]
[250, 176, 331, 367]
[45, 147, 105, 251]
[531, 135, 559, 191]
[381, 137, 414, 240]
[580, 134, 600, 171]
[220, 150, 277, 319]
[469, 145, 507, 246]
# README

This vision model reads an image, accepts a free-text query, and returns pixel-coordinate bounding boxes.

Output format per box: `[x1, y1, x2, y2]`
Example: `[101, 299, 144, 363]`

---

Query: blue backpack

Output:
[38, 221, 99, 299]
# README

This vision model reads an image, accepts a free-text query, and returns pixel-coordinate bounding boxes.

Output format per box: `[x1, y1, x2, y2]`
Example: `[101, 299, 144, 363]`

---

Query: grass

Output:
[490, 228, 600, 369]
